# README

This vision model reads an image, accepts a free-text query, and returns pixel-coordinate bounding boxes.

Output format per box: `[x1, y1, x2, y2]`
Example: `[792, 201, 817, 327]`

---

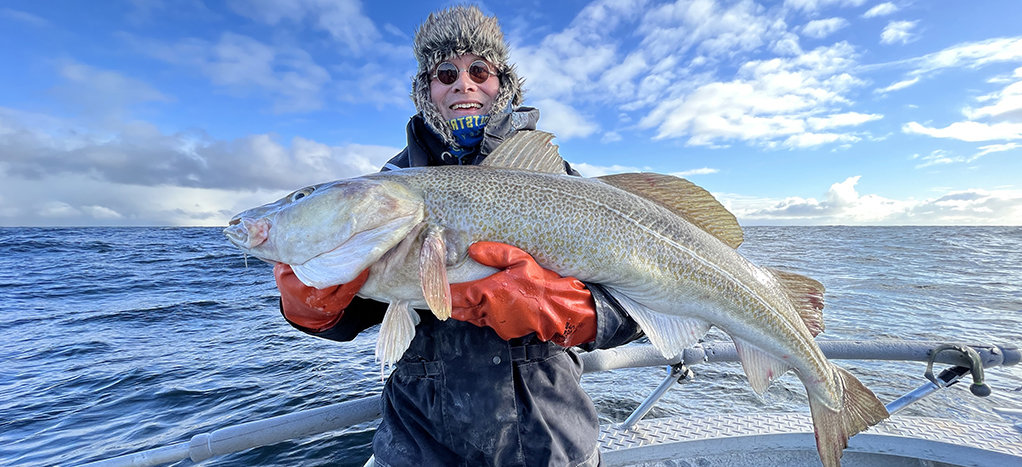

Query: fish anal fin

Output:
[733, 339, 793, 395]
[480, 130, 567, 174]
[606, 287, 709, 359]
[376, 300, 420, 378]
[419, 227, 451, 320]
[597, 173, 743, 249]
[809, 366, 890, 466]
[767, 267, 826, 337]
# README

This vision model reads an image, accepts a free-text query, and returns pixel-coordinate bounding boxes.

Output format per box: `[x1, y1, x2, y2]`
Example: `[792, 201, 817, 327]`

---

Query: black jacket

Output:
[286, 110, 643, 466]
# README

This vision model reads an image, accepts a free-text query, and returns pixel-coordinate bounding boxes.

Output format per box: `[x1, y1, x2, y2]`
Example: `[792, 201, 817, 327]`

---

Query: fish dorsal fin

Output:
[766, 267, 826, 337]
[597, 173, 744, 249]
[480, 130, 566, 174]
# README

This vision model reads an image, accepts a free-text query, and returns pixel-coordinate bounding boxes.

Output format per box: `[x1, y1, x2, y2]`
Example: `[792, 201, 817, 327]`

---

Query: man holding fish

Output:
[228, 5, 890, 467]
[273, 6, 642, 466]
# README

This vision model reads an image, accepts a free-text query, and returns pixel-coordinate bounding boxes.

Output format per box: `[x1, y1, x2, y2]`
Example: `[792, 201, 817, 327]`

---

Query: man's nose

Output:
[450, 70, 476, 92]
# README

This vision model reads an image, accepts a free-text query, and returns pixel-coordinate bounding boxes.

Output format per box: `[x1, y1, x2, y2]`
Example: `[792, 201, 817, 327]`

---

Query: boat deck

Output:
[599, 413, 1022, 466]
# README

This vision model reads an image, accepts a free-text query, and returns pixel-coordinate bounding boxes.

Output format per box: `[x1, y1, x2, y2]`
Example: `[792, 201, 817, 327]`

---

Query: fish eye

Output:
[289, 187, 315, 202]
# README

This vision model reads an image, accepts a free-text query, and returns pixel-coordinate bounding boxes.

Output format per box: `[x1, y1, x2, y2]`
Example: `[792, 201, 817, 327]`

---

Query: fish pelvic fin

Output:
[809, 366, 890, 467]
[767, 267, 826, 337]
[606, 287, 709, 359]
[596, 173, 743, 249]
[419, 227, 452, 320]
[480, 130, 567, 174]
[733, 339, 793, 395]
[376, 300, 420, 378]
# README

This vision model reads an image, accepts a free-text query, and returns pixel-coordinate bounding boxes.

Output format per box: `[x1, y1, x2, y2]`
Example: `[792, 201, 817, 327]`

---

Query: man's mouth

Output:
[450, 102, 482, 110]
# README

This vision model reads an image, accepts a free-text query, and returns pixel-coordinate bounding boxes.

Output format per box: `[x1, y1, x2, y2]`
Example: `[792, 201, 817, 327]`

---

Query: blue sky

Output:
[1, 0, 1021, 226]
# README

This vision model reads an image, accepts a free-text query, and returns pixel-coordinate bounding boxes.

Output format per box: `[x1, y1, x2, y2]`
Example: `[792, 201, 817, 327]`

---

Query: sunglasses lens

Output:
[434, 61, 494, 85]
[435, 63, 458, 85]
[469, 61, 491, 83]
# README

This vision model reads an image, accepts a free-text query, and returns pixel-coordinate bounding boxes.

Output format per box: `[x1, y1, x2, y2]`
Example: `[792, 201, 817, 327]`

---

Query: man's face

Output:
[430, 54, 500, 121]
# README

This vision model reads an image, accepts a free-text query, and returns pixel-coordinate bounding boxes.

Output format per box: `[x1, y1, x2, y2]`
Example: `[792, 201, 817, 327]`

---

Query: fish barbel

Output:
[224, 131, 888, 466]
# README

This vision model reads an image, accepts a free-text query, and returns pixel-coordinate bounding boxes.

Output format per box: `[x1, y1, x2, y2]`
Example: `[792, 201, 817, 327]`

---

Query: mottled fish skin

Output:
[225, 151, 887, 466]
[369, 166, 828, 381]
[370, 166, 885, 466]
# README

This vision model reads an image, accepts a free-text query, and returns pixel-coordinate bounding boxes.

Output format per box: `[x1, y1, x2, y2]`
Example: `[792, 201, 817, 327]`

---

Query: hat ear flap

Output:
[493, 64, 525, 113]
[411, 73, 457, 147]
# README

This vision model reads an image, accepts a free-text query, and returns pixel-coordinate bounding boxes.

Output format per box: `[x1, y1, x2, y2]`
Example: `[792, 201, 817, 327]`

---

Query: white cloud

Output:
[897, 57, 1022, 144]
[912, 149, 964, 168]
[784, 0, 868, 13]
[732, 176, 1022, 225]
[862, 2, 898, 18]
[781, 132, 859, 148]
[876, 76, 920, 93]
[639, 42, 867, 147]
[226, 0, 385, 55]
[964, 68, 1022, 122]
[51, 62, 172, 124]
[640, 0, 783, 60]
[803, 18, 849, 39]
[83, 205, 125, 220]
[673, 167, 720, 178]
[601, 131, 623, 143]
[903, 121, 1022, 142]
[127, 32, 332, 113]
[332, 61, 414, 108]
[0, 8, 49, 27]
[0, 172, 283, 226]
[920, 38, 1022, 77]
[39, 201, 79, 219]
[737, 176, 912, 223]
[0, 106, 399, 226]
[807, 112, 883, 129]
[513, 0, 644, 102]
[572, 162, 649, 177]
[880, 20, 918, 45]
[572, 161, 719, 180]
[973, 142, 1022, 159]
[514, 32, 617, 101]
[532, 99, 599, 140]
[515, 0, 876, 150]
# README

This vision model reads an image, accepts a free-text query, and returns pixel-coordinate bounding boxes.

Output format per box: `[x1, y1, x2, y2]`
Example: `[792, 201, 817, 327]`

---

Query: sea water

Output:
[1, 226, 1020, 466]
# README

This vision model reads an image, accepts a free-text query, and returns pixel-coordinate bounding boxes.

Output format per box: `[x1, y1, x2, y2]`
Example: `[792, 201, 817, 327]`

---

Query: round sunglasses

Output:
[432, 60, 496, 86]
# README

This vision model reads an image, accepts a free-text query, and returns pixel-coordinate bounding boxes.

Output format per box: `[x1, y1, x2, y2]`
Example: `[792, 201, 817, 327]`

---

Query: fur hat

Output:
[411, 6, 525, 147]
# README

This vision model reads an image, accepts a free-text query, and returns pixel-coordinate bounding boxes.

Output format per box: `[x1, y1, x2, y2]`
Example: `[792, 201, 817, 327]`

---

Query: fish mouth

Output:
[223, 217, 271, 250]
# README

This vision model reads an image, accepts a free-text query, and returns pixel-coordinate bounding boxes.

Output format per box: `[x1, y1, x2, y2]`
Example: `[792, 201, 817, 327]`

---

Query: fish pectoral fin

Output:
[419, 227, 452, 320]
[596, 173, 743, 249]
[808, 366, 890, 467]
[607, 287, 709, 359]
[733, 338, 793, 395]
[766, 267, 826, 337]
[376, 300, 420, 376]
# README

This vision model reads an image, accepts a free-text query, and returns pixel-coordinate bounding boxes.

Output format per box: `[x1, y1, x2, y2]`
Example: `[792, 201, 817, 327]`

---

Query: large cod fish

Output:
[225, 131, 888, 466]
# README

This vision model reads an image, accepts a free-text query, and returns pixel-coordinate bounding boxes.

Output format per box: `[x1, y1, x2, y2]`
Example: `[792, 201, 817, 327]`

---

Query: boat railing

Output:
[82, 340, 1020, 467]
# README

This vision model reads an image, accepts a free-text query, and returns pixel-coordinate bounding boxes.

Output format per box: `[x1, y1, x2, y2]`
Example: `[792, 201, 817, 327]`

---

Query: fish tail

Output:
[808, 365, 890, 467]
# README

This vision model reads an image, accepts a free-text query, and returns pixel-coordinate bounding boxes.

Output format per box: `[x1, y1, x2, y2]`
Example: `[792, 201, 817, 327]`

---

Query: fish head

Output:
[224, 176, 424, 287]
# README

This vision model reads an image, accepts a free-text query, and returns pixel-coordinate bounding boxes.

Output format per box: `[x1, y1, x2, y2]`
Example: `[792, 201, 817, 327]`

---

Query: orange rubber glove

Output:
[450, 242, 597, 347]
[273, 263, 369, 332]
